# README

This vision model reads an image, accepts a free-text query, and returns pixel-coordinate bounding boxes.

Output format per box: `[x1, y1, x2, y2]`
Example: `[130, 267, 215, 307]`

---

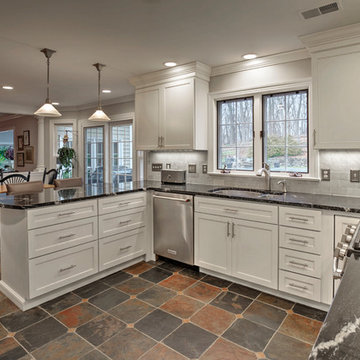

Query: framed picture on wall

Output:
[17, 152, 25, 167]
[17, 135, 24, 151]
[24, 146, 34, 164]
[23, 130, 30, 146]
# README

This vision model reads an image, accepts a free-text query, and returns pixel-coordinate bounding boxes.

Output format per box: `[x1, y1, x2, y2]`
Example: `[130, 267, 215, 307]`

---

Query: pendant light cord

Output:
[98, 68, 102, 110]
[46, 57, 50, 103]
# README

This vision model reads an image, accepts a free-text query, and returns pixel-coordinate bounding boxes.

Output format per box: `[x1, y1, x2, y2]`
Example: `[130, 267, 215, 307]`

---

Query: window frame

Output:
[216, 96, 255, 172]
[209, 81, 318, 179]
[262, 89, 309, 174]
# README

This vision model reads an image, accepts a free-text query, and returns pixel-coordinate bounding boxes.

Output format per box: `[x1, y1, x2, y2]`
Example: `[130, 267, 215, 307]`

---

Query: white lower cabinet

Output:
[232, 220, 278, 289]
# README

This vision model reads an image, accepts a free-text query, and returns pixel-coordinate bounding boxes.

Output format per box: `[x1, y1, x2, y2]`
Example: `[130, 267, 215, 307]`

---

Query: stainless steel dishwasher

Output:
[153, 192, 194, 265]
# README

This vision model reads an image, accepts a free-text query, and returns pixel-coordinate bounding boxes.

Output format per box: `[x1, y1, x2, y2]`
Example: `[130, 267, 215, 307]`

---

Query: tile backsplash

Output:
[146, 150, 360, 197]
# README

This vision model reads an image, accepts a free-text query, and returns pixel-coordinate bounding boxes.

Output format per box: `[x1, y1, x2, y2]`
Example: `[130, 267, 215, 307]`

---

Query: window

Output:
[0, 130, 14, 170]
[216, 88, 310, 175]
[111, 124, 133, 185]
[263, 90, 308, 173]
[217, 97, 254, 171]
[84, 126, 104, 184]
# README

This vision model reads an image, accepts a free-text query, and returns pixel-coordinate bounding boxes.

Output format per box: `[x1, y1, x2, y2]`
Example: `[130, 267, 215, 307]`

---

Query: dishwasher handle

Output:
[153, 194, 191, 203]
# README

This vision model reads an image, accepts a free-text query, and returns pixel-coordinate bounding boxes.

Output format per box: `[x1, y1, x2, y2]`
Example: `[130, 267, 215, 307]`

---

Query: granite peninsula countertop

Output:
[1, 181, 360, 213]
[309, 253, 360, 360]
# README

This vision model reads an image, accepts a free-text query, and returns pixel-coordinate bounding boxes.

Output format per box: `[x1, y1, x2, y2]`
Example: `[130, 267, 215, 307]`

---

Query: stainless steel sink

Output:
[209, 188, 284, 197]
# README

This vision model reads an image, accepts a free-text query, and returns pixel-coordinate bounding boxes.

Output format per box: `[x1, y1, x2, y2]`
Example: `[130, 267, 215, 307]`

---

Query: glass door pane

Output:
[84, 126, 104, 184]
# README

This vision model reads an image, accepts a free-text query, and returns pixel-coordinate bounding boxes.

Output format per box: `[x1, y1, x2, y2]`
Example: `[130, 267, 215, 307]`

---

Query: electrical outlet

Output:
[202, 164, 208, 174]
[350, 170, 360, 182]
[166, 163, 171, 169]
[321, 169, 330, 181]
[188, 164, 197, 173]
[152, 163, 163, 172]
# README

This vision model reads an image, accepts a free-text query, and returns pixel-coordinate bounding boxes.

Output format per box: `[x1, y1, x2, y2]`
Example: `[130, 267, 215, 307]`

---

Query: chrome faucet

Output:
[256, 163, 271, 191]
[277, 179, 287, 193]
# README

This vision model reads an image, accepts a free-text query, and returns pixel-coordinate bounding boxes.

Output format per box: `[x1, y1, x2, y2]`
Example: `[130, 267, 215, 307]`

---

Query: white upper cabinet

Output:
[131, 62, 210, 150]
[301, 24, 360, 149]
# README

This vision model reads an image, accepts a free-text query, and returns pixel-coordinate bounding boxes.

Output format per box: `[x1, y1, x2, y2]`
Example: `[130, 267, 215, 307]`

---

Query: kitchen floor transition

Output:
[0, 258, 326, 360]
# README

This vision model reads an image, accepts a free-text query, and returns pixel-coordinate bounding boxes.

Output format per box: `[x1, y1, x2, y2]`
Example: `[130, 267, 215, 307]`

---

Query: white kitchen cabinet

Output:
[132, 62, 210, 150]
[232, 220, 278, 289]
[194, 212, 231, 274]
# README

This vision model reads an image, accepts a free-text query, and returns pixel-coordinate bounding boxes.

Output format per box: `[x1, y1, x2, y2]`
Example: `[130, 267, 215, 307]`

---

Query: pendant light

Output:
[88, 63, 110, 121]
[34, 48, 62, 117]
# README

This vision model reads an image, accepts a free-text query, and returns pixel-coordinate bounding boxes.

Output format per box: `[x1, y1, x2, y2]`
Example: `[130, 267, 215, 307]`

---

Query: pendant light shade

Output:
[89, 63, 110, 121]
[34, 48, 62, 118]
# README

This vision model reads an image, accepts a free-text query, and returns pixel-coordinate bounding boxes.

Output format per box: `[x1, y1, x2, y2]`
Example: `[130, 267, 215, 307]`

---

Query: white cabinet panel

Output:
[99, 228, 146, 271]
[279, 207, 321, 231]
[28, 217, 98, 258]
[232, 220, 278, 289]
[195, 212, 231, 274]
[98, 192, 146, 215]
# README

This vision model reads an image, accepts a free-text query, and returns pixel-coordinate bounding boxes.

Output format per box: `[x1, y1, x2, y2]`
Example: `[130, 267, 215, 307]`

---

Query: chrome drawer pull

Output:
[289, 238, 309, 245]
[119, 220, 131, 226]
[288, 216, 309, 222]
[289, 260, 308, 268]
[58, 233, 76, 240]
[153, 195, 191, 202]
[120, 245, 132, 251]
[59, 264, 76, 272]
[224, 208, 238, 213]
[227, 222, 230, 237]
[58, 211, 76, 217]
[288, 283, 308, 291]
[119, 202, 130, 206]
[232, 222, 235, 238]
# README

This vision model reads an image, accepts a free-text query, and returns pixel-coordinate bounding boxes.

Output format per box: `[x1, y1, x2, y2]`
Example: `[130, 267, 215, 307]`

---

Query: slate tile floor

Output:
[0, 258, 327, 360]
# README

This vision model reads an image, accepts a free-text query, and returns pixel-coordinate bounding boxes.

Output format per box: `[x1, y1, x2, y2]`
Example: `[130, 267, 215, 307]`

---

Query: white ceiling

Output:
[1, 0, 360, 113]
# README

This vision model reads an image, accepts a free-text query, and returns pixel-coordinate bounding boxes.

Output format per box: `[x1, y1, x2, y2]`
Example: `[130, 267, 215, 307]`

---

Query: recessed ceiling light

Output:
[163, 61, 177, 67]
[52, 102, 60, 105]
[2, 85, 13, 90]
[102, 89, 111, 93]
[243, 54, 257, 60]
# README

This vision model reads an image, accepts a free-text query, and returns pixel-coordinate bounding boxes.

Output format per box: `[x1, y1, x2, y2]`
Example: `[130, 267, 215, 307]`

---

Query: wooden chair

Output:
[43, 168, 58, 185]
[0, 172, 30, 184]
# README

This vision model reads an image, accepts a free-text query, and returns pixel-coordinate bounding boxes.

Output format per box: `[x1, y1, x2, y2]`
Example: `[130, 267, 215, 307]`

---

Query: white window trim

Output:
[208, 80, 319, 180]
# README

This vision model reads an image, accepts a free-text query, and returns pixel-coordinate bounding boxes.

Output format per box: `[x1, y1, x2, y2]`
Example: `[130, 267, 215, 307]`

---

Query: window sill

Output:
[207, 171, 321, 182]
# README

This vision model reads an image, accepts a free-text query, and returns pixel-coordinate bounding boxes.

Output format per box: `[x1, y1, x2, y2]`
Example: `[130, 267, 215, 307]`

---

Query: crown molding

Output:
[211, 49, 310, 77]
[300, 22, 360, 53]
[129, 61, 211, 88]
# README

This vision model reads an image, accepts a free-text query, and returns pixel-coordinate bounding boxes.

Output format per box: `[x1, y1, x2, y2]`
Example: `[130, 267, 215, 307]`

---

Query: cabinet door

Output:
[135, 87, 161, 150]
[194, 213, 231, 274]
[162, 79, 194, 149]
[232, 220, 278, 289]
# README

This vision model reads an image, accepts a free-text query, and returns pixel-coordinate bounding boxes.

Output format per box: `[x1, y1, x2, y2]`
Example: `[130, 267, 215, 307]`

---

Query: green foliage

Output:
[57, 147, 76, 178]
[267, 136, 302, 158]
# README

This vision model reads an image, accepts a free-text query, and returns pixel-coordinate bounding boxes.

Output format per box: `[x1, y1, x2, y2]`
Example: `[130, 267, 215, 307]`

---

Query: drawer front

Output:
[28, 217, 98, 258]
[98, 192, 146, 215]
[279, 248, 321, 278]
[279, 207, 321, 231]
[195, 197, 278, 224]
[29, 241, 98, 298]
[99, 228, 146, 271]
[279, 226, 321, 255]
[279, 270, 321, 302]
[27, 200, 98, 230]
[99, 208, 145, 239]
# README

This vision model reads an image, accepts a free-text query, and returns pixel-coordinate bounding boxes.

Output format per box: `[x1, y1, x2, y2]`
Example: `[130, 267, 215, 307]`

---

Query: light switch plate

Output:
[152, 163, 163, 172]
[166, 163, 171, 169]
[188, 164, 197, 173]
[350, 170, 360, 182]
[321, 169, 330, 181]
[202, 164, 208, 174]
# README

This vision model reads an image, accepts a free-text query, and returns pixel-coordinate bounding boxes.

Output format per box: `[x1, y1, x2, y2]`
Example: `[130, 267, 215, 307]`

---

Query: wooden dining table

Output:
[0, 184, 55, 194]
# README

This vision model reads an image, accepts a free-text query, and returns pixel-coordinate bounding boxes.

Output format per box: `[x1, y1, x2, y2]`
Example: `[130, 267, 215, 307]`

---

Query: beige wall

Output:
[0, 115, 38, 171]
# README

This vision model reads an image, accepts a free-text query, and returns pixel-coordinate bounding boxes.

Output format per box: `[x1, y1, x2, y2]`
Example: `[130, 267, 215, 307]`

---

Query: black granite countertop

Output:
[1, 181, 360, 213]
[309, 253, 360, 360]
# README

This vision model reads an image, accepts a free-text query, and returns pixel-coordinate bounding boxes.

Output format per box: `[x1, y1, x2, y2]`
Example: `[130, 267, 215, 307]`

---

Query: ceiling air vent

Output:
[300, 1, 342, 20]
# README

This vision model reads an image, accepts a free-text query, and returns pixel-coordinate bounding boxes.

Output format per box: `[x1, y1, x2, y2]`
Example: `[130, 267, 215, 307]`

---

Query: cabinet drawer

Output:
[279, 270, 320, 302]
[279, 248, 321, 279]
[29, 241, 98, 298]
[99, 228, 146, 271]
[28, 217, 98, 258]
[195, 197, 278, 224]
[279, 226, 321, 255]
[27, 200, 98, 230]
[99, 208, 145, 239]
[279, 207, 321, 231]
[98, 192, 146, 215]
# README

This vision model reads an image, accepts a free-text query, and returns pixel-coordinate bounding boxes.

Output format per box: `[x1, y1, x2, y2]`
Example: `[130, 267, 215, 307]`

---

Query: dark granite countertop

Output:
[309, 253, 360, 360]
[1, 181, 360, 213]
